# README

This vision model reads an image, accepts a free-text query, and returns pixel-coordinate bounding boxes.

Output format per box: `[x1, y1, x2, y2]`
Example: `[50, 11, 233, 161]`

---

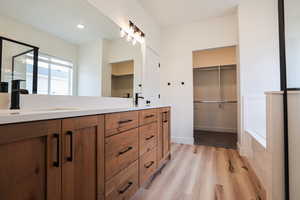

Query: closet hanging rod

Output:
[193, 64, 236, 71]
[194, 100, 238, 104]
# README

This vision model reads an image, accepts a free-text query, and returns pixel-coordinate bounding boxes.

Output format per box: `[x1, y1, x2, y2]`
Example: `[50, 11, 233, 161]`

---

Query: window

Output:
[25, 53, 73, 95]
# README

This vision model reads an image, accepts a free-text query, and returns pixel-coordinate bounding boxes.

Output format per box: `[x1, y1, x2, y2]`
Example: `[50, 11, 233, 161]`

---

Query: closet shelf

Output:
[194, 100, 238, 104]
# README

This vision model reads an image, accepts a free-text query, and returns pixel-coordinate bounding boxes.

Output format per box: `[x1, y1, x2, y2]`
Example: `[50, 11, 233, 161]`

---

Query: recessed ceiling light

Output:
[77, 24, 85, 29]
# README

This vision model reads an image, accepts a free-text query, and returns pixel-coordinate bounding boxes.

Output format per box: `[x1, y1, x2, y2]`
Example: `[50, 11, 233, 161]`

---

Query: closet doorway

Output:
[193, 46, 238, 149]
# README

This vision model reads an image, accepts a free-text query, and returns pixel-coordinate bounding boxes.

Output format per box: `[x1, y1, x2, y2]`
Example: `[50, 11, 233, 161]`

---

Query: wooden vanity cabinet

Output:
[0, 107, 171, 200]
[62, 115, 105, 200]
[0, 120, 62, 200]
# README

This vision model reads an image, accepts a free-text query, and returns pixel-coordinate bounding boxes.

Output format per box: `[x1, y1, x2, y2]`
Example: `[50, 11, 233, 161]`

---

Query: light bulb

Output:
[120, 29, 126, 38]
[127, 34, 132, 42]
[132, 38, 137, 46]
[129, 26, 134, 34]
[77, 24, 85, 29]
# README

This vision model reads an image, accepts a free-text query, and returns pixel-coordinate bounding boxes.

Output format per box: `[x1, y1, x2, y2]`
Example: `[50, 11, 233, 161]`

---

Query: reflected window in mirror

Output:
[26, 53, 73, 95]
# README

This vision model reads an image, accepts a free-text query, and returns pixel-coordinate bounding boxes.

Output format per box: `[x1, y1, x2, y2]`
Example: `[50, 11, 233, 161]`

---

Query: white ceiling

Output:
[139, 0, 238, 27]
[0, 0, 120, 45]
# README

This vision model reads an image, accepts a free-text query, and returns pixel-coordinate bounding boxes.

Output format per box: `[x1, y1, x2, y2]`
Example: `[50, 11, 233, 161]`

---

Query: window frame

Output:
[26, 52, 74, 95]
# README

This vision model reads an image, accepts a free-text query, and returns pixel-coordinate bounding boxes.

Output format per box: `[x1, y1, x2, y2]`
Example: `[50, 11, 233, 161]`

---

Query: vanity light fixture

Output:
[140, 32, 145, 43]
[77, 24, 85, 29]
[120, 21, 145, 45]
[129, 22, 135, 34]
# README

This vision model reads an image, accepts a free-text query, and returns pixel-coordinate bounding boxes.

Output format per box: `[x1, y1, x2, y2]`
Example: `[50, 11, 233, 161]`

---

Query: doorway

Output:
[193, 46, 238, 149]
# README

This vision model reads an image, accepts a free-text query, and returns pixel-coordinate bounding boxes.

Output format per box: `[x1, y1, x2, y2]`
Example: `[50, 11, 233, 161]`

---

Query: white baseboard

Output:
[194, 126, 237, 133]
[171, 137, 194, 145]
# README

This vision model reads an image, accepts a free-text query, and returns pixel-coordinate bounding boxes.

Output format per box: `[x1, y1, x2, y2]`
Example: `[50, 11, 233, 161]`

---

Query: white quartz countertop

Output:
[0, 105, 170, 125]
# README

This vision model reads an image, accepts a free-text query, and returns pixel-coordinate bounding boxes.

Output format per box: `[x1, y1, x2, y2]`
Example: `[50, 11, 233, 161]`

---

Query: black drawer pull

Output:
[144, 161, 154, 169]
[66, 131, 73, 162]
[118, 119, 133, 124]
[145, 114, 155, 119]
[118, 182, 133, 194]
[118, 146, 133, 155]
[163, 120, 168, 123]
[145, 135, 154, 141]
[53, 134, 60, 167]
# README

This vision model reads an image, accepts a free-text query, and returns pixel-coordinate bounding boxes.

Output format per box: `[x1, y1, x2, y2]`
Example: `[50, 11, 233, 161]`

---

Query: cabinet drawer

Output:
[139, 109, 158, 126]
[139, 122, 157, 156]
[105, 111, 139, 137]
[105, 160, 139, 200]
[139, 147, 157, 186]
[105, 128, 139, 180]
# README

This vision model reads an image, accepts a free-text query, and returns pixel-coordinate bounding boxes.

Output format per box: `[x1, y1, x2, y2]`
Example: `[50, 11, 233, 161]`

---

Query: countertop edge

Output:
[0, 105, 171, 125]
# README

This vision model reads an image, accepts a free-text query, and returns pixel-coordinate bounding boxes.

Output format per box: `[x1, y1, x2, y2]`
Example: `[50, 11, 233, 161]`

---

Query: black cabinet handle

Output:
[163, 111, 169, 122]
[144, 161, 154, 169]
[145, 114, 154, 119]
[118, 146, 133, 156]
[145, 135, 155, 141]
[118, 182, 133, 194]
[163, 120, 168, 123]
[118, 119, 133, 124]
[53, 133, 60, 167]
[67, 131, 73, 162]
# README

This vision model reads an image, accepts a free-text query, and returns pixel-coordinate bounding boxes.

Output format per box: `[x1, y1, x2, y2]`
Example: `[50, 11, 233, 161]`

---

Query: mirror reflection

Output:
[0, 0, 143, 98]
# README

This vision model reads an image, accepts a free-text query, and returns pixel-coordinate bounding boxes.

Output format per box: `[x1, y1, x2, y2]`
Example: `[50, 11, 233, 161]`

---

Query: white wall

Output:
[160, 14, 238, 144]
[77, 39, 102, 96]
[238, 0, 281, 149]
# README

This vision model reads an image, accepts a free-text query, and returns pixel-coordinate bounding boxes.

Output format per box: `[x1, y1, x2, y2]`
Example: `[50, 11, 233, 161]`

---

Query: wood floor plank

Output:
[132, 144, 263, 200]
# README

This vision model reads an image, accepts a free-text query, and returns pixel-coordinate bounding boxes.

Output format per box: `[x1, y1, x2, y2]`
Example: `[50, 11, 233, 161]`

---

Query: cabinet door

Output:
[157, 110, 164, 166]
[62, 115, 104, 200]
[0, 120, 62, 200]
[162, 109, 171, 157]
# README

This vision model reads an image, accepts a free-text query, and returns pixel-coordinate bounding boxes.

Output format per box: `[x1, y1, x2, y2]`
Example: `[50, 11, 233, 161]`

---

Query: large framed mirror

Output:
[0, 0, 143, 98]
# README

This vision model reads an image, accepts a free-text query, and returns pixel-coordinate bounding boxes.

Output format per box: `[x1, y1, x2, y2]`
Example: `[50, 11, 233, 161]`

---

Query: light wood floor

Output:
[132, 143, 264, 200]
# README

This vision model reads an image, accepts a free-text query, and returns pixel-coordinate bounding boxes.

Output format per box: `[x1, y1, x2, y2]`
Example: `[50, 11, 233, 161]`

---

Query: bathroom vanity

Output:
[0, 106, 171, 200]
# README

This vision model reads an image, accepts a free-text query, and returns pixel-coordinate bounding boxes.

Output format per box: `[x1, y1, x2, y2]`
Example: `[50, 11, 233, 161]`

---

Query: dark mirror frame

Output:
[0, 36, 39, 94]
[277, 0, 300, 199]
